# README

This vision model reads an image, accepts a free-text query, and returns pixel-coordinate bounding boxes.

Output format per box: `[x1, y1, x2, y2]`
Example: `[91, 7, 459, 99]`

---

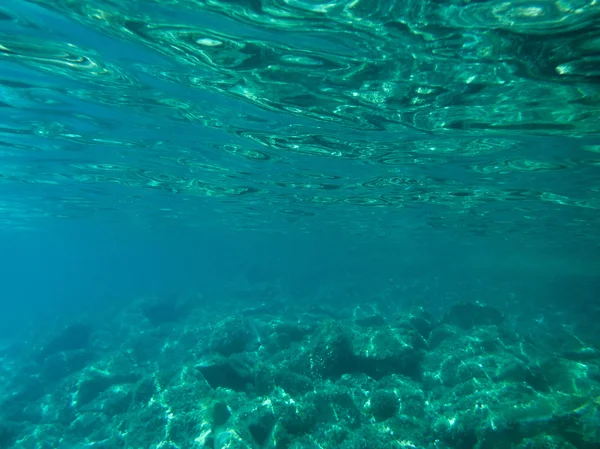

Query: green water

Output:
[1, 3, 600, 448]
[1, 0, 599, 240]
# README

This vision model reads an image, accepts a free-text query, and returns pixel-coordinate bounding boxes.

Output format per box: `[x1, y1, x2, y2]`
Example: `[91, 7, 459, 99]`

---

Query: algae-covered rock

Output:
[246, 404, 276, 446]
[212, 401, 231, 428]
[197, 355, 254, 392]
[338, 424, 399, 449]
[167, 411, 206, 446]
[309, 320, 353, 378]
[36, 324, 93, 362]
[275, 370, 314, 396]
[514, 435, 578, 449]
[214, 428, 253, 449]
[142, 301, 188, 326]
[0, 423, 17, 449]
[376, 374, 425, 419]
[428, 323, 459, 349]
[210, 316, 254, 356]
[351, 325, 424, 381]
[352, 304, 386, 328]
[369, 389, 398, 421]
[75, 369, 140, 407]
[126, 400, 169, 447]
[131, 375, 157, 406]
[161, 371, 212, 414]
[267, 320, 312, 351]
[279, 398, 318, 435]
[68, 412, 106, 440]
[40, 350, 95, 383]
[269, 420, 293, 449]
[320, 384, 363, 429]
[441, 302, 504, 330]
[301, 319, 424, 382]
[3, 294, 599, 449]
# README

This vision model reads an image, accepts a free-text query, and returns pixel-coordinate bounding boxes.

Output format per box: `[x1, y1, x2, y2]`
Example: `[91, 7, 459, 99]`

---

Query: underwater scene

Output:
[1, 0, 600, 448]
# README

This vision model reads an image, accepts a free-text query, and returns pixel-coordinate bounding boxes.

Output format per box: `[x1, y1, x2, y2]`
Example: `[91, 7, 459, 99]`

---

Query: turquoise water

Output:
[2, 0, 599, 234]
[1, 1, 599, 448]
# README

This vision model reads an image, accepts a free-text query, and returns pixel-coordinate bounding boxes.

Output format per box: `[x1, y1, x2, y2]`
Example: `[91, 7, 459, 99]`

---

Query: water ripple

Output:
[0, 0, 597, 238]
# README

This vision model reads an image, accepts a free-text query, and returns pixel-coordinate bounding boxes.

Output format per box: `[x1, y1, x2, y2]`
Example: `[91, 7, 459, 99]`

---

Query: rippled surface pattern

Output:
[1, 0, 599, 237]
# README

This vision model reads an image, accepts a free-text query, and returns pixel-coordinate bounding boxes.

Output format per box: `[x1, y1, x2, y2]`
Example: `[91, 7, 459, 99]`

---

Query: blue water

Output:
[1, 0, 600, 448]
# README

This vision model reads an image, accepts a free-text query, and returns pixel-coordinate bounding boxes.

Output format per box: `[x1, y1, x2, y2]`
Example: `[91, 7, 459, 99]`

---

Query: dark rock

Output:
[197, 357, 253, 392]
[442, 302, 504, 330]
[274, 370, 314, 396]
[369, 389, 399, 421]
[168, 412, 205, 445]
[161, 378, 210, 415]
[76, 371, 140, 407]
[321, 386, 362, 429]
[127, 401, 169, 447]
[213, 428, 252, 449]
[0, 423, 16, 448]
[409, 314, 434, 339]
[255, 362, 314, 396]
[280, 400, 318, 435]
[354, 314, 386, 327]
[69, 412, 106, 439]
[212, 401, 231, 428]
[300, 320, 424, 382]
[36, 324, 92, 361]
[353, 304, 386, 328]
[2, 375, 46, 422]
[378, 375, 425, 420]
[428, 324, 459, 349]
[351, 327, 424, 381]
[246, 406, 276, 445]
[272, 321, 312, 342]
[131, 376, 157, 406]
[310, 320, 353, 378]
[242, 301, 284, 317]
[40, 349, 95, 383]
[210, 316, 253, 356]
[340, 424, 398, 449]
[515, 435, 577, 449]
[270, 422, 293, 449]
[142, 302, 187, 326]
[129, 334, 164, 365]
[560, 347, 600, 362]
[495, 361, 550, 392]
[101, 387, 133, 415]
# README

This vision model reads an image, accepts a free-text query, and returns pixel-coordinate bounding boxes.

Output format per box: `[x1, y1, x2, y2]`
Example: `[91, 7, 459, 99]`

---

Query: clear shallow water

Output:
[1, 2, 600, 449]
[1, 0, 599, 338]
[1, 0, 599, 238]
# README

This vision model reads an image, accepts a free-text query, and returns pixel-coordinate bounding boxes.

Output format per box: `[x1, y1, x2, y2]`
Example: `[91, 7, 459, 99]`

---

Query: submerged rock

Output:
[214, 428, 252, 449]
[351, 325, 425, 381]
[285, 319, 425, 383]
[4, 297, 599, 449]
[279, 399, 318, 435]
[75, 369, 139, 407]
[441, 302, 504, 330]
[36, 324, 92, 361]
[210, 316, 254, 356]
[40, 350, 95, 383]
[369, 389, 399, 421]
[309, 320, 353, 378]
[197, 355, 254, 392]
[0, 423, 17, 449]
[142, 302, 187, 326]
[352, 304, 386, 327]
[212, 401, 231, 428]
[246, 405, 276, 446]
